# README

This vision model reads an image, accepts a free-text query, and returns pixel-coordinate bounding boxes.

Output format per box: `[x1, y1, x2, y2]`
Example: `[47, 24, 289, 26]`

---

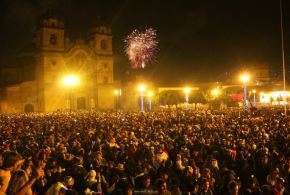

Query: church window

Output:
[101, 40, 107, 50]
[103, 64, 108, 69]
[51, 60, 57, 66]
[49, 34, 57, 45]
[103, 76, 109, 84]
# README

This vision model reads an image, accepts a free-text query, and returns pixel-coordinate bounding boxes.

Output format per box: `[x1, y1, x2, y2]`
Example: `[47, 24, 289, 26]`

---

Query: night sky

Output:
[0, 0, 289, 84]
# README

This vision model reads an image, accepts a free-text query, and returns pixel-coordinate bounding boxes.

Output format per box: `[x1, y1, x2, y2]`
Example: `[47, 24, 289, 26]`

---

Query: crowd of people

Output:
[0, 109, 289, 195]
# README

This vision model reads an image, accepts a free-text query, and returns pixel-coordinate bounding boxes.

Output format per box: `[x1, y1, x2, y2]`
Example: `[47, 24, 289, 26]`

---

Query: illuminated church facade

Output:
[1, 13, 116, 113]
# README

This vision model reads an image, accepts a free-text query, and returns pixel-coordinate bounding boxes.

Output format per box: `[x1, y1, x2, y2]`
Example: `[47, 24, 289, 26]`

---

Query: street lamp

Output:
[184, 87, 191, 111]
[148, 91, 153, 112]
[252, 89, 256, 107]
[241, 74, 249, 112]
[63, 75, 79, 111]
[212, 89, 220, 96]
[138, 85, 146, 112]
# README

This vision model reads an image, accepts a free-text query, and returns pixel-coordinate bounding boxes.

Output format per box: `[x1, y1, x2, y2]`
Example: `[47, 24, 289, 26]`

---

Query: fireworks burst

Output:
[124, 28, 158, 69]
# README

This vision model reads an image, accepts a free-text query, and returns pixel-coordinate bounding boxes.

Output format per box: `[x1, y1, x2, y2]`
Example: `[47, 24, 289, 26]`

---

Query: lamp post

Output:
[241, 74, 249, 112]
[148, 91, 153, 112]
[212, 88, 221, 110]
[280, 0, 287, 115]
[184, 87, 191, 111]
[138, 85, 146, 112]
[252, 89, 256, 107]
[114, 89, 121, 110]
[63, 75, 79, 111]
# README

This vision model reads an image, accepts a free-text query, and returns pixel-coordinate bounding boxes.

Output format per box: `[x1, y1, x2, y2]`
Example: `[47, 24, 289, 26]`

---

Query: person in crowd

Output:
[167, 177, 182, 195]
[68, 156, 87, 193]
[198, 178, 214, 195]
[0, 152, 23, 193]
[227, 181, 240, 195]
[242, 175, 262, 195]
[7, 169, 32, 195]
[0, 151, 44, 195]
[155, 178, 171, 195]
[134, 174, 152, 192]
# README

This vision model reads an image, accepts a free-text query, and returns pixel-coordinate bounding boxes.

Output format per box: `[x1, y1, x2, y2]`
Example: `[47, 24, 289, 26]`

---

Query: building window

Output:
[101, 40, 107, 50]
[103, 64, 108, 69]
[103, 76, 109, 84]
[49, 34, 57, 45]
[51, 60, 57, 66]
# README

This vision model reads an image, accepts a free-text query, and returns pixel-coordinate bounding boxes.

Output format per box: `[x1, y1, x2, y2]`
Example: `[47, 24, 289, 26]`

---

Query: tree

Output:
[159, 90, 182, 108]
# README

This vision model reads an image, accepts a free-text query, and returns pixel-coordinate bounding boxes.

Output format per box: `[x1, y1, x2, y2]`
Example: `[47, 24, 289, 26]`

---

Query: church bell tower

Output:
[34, 12, 65, 52]
[33, 12, 66, 112]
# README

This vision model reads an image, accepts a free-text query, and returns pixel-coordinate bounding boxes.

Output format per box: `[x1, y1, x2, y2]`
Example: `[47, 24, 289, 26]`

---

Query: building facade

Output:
[249, 64, 270, 84]
[1, 13, 116, 113]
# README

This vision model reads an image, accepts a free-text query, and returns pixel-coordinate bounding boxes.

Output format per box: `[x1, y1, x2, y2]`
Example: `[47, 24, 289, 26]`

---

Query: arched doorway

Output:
[77, 97, 86, 110]
[24, 104, 34, 112]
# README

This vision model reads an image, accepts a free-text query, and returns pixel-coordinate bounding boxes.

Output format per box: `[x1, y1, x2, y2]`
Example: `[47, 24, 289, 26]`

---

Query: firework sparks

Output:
[124, 28, 158, 69]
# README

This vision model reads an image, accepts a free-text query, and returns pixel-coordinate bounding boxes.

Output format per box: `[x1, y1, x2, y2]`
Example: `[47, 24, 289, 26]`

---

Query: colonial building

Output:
[1, 13, 116, 113]
[249, 64, 270, 84]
